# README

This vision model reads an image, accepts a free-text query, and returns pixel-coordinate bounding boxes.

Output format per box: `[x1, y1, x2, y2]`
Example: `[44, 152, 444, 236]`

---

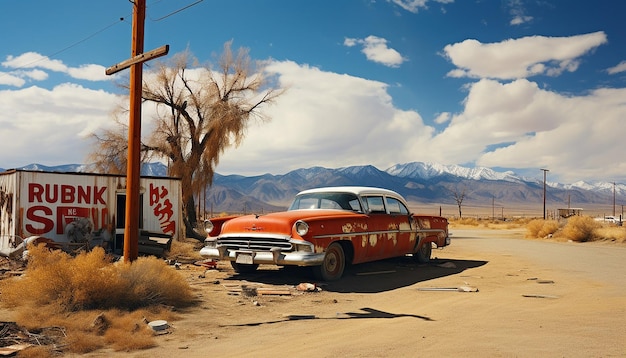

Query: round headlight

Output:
[203, 220, 214, 234]
[294, 220, 309, 236]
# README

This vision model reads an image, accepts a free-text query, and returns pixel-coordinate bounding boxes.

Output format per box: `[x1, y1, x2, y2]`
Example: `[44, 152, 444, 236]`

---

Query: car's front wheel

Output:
[231, 261, 259, 273]
[414, 241, 432, 263]
[313, 242, 345, 281]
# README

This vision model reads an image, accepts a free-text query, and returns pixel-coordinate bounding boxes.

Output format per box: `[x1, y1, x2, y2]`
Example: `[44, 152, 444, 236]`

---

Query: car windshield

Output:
[288, 192, 363, 212]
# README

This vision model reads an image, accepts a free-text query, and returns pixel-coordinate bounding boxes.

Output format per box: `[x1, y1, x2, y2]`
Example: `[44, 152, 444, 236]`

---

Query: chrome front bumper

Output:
[199, 246, 325, 266]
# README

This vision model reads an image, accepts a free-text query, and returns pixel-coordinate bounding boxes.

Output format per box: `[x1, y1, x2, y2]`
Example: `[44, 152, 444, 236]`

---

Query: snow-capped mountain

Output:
[385, 162, 522, 182]
[2, 161, 624, 212]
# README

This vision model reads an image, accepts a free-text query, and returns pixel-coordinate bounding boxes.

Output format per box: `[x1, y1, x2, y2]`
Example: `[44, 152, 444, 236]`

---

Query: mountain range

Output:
[4, 162, 623, 216]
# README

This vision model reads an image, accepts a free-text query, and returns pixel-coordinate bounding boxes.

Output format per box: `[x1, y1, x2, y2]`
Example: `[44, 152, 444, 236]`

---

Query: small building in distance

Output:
[557, 208, 583, 218]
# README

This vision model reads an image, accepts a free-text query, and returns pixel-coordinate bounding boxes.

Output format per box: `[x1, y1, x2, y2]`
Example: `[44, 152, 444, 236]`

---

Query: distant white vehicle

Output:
[594, 216, 622, 224]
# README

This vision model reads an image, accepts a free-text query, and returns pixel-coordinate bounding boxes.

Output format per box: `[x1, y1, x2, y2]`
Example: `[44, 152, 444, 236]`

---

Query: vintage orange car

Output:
[200, 186, 450, 280]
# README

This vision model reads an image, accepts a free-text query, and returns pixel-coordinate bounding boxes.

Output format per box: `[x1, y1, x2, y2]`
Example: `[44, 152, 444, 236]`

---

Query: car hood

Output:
[220, 209, 364, 235]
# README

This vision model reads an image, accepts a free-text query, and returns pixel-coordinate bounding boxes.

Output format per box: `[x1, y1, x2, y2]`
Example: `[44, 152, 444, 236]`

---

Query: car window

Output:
[292, 197, 319, 210]
[320, 199, 342, 209]
[386, 197, 409, 214]
[365, 196, 386, 213]
[289, 193, 362, 211]
[347, 198, 362, 212]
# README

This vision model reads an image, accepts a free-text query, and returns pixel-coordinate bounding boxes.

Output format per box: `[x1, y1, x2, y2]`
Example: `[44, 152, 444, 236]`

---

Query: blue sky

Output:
[1, 0, 625, 184]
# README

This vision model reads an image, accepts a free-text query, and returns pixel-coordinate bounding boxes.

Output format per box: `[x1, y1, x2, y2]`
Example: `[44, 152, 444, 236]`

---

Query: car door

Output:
[384, 196, 415, 255]
[362, 195, 399, 261]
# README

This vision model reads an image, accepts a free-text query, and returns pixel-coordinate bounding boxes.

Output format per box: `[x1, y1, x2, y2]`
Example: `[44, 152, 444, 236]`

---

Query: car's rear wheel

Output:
[231, 261, 259, 273]
[415, 241, 432, 263]
[313, 242, 345, 281]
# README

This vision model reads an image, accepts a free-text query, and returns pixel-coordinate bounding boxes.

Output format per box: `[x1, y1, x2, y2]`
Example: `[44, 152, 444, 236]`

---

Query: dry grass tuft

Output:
[165, 238, 203, 263]
[15, 345, 54, 358]
[449, 217, 528, 229]
[556, 216, 601, 242]
[526, 219, 560, 238]
[64, 330, 105, 354]
[0, 244, 196, 354]
[595, 226, 626, 243]
[2, 245, 195, 312]
[450, 217, 480, 227]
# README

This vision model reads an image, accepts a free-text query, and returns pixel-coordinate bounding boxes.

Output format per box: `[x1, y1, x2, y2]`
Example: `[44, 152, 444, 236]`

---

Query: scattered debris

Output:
[527, 278, 555, 284]
[257, 288, 292, 296]
[148, 320, 170, 335]
[537, 280, 554, 284]
[0, 322, 66, 354]
[522, 294, 559, 299]
[241, 286, 258, 297]
[194, 259, 218, 269]
[296, 282, 319, 292]
[417, 285, 478, 292]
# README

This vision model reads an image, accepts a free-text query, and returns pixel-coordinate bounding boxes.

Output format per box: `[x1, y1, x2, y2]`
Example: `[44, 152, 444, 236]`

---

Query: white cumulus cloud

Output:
[443, 32, 608, 80]
[344, 36, 406, 68]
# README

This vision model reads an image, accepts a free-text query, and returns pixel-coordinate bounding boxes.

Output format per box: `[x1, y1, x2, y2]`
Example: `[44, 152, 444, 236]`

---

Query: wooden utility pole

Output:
[541, 168, 549, 220]
[123, 0, 146, 263]
[105, 0, 168, 263]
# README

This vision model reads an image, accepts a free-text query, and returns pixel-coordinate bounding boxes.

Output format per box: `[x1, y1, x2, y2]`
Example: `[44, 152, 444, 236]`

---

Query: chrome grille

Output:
[217, 236, 292, 251]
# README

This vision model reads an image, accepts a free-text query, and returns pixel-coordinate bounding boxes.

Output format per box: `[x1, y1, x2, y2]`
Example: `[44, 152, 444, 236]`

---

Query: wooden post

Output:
[123, 0, 146, 262]
[105, 1, 168, 263]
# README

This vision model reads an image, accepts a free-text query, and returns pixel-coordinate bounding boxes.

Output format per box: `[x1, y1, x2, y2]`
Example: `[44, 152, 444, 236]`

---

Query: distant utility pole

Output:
[541, 168, 549, 220]
[613, 182, 616, 217]
[105, 0, 168, 263]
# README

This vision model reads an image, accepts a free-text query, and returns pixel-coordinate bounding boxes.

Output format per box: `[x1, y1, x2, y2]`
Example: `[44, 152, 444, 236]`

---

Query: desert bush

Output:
[102, 310, 158, 351]
[165, 238, 203, 262]
[1, 245, 195, 312]
[449, 217, 480, 227]
[595, 226, 626, 243]
[556, 216, 601, 242]
[525, 219, 560, 238]
[0, 244, 196, 355]
[15, 345, 53, 357]
[113, 255, 196, 309]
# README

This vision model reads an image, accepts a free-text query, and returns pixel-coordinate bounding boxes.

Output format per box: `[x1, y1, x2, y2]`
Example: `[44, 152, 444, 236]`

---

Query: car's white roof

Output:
[296, 186, 403, 198]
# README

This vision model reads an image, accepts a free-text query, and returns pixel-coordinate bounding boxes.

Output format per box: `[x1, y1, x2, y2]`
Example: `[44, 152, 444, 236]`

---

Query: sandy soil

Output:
[12, 228, 626, 357]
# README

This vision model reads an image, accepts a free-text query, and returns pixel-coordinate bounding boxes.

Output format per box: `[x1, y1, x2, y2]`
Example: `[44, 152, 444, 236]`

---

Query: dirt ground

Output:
[7, 227, 626, 357]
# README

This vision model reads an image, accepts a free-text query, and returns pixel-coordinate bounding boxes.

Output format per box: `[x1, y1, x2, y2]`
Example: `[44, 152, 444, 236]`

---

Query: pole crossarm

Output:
[105, 44, 169, 75]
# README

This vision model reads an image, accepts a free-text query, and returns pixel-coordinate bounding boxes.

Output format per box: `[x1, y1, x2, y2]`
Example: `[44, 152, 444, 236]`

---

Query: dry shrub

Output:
[556, 216, 601, 242]
[449, 217, 480, 227]
[103, 311, 157, 351]
[15, 346, 54, 358]
[525, 219, 560, 238]
[0, 244, 196, 354]
[166, 238, 203, 262]
[114, 255, 196, 309]
[64, 330, 104, 354]
[595, 226, 626, 243]
[1, 244, 195, 312]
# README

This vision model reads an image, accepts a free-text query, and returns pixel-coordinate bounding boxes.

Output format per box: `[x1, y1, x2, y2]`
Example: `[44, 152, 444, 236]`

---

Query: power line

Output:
[149, 0, 204, 21]
[1, 17, 127, 75]
[46, 18, 128, 61]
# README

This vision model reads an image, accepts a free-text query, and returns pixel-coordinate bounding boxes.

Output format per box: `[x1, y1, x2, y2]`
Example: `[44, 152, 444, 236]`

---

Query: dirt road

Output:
[87, 228, 626, 357]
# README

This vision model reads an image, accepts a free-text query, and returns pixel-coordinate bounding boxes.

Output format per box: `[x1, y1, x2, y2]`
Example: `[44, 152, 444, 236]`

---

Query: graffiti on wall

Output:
[149, 183, 176, 236]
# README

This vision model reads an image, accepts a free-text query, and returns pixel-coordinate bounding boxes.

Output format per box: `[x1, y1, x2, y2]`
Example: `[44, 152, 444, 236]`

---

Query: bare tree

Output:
[89, 42, 285, 237]
[452, 187, 466, 218]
